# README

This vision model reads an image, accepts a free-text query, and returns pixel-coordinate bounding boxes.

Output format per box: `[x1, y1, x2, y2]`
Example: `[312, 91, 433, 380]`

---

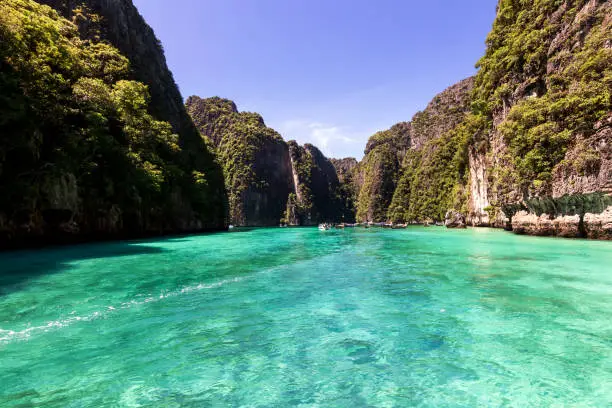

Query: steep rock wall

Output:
[330, 158, 359, 223]
[384, 78, 476, 223]
[0, 0, 227, 249]
[40, 0, 228, 227]
[473, 0, 612, 239]
[381, 0, 611, 239]
[186, 97, 349, 226]
[284, 142, 343, 225]
[356, 123, 411, 222]
[186, 96, 293, 226]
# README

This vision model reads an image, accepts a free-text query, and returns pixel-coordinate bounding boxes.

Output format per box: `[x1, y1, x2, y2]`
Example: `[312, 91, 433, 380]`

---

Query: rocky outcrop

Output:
[284, 142, 343, 225]
[356, 141, 401, 222]
[39, 0, 225, 177]
[384, 78, 475, 223]
[42, 2, 228, 223]
[367, 0, 611, 240]
[409, 78, 475, 151]
[330, 158, 359, 223]
[3, 0, 609, 244]
[40, 1, 189, 138]
[584, 206, 612, 240]
[512, 212, 579, 237]
[445, 210, 467, 229]
[330, 158, 358, 184]
[0, 0, 227, 249]
[477, 0, 612, 239]
[305, 145, 343, 223]
[186, 97, 350, 226]
[510, 193, 612, 239]
[356, 122, 412, 222]
[466, 147, 492, 227]
[552, 116, 612, 197]
[186, 96, 293, 226]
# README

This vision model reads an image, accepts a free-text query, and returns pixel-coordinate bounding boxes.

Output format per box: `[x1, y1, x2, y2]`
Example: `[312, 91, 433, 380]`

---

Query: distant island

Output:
[0, 0, 610, 248]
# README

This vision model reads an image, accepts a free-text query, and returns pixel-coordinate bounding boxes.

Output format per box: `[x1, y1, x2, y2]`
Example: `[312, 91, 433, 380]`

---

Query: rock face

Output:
[510, 193, 612, 239]
[445, 210, 467, 229]
[186, 97, 349, 226]
[382, 78, 476, 224]
[284, 142, 343, 225]
[186, 96, 293, 226]
[39, 0, 224, 174]
[468, 0, 612, 239]
[330, 158, 359, 223]
[512, 212, 582, 237]
[0, 0, 227, 249]
[584, 206, 612, 240]
[2, 0, 609, 244]
[39, 1, 228, 224]
[353, 0, 611, 240]
[356, 123, 410, 222]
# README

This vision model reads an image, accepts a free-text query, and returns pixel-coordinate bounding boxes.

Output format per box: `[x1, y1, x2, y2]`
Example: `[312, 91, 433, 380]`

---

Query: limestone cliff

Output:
[330, 158, 359, 223]
[186, 96, 293, 226]
[466, 0, 612, 238]
[358, 78, 475, 223]
[186, 97, 349, 226]
[284, 142, 343, 225]
[355, 0, 611, 240]
[38, 0, 226, 182]
[355, 123, 410, 222]
[0, 0, 227, 249]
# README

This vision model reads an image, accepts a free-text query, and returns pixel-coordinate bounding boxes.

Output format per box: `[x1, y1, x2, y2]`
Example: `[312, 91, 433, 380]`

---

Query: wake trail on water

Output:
[0, 265, 282, 345]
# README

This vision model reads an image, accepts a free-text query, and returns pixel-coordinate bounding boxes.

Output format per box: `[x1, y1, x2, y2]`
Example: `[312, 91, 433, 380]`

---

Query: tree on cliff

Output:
[0, 0, 227, 244]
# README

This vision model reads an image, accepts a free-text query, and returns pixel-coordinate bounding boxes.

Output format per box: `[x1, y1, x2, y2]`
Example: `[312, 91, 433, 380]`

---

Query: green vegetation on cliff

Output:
[330, 158, 358, 223]
[475, 0, 611, 201]
[388, 114, 487, 222]
[362, 0, 610, 225]
[355, 123, 411, 222]
[356, 141, 400, 222]
[186, 96, 292, 226]
[1, 0, 608, 242]
[0, 0, 226, 244]
[284, 142, 344, 225]
[359, 78, 475, 223]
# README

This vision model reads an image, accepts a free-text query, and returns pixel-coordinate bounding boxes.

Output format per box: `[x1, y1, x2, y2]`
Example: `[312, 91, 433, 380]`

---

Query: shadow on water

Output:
[0, 239, 170, 297]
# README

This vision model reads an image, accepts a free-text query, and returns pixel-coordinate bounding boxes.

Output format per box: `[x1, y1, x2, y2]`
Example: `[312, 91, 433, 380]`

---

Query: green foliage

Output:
[388, 114, 485, 222]
[475, 0, 610, 197]
[474, 0, 572, 107]
[377, 1, 609, 223]
[386, 150, 420, 223]
[331, 159, 358, 223]
[186, 96, 286, 224]
[288, 142, 315, 222]
[0, 0, 221, 235]
[356, 142, 399, 222]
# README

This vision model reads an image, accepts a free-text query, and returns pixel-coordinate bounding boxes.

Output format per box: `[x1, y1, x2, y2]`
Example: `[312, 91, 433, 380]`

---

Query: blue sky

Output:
[133, 0, 497, 159]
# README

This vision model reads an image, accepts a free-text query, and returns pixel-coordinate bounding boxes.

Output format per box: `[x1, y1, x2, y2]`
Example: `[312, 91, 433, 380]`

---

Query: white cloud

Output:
[277, 120, 364, 159]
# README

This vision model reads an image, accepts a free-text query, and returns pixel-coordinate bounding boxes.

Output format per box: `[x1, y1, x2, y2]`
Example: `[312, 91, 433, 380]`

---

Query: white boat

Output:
[318, 223, 331, 231]
[229, 225, 235, 229]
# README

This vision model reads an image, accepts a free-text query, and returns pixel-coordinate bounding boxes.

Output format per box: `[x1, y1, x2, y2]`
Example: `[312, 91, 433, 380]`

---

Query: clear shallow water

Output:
[0, 227, 611, 407]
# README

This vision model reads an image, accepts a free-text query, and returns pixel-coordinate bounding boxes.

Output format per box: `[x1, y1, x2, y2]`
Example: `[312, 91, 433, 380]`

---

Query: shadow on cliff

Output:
[0, 239, 169, 297]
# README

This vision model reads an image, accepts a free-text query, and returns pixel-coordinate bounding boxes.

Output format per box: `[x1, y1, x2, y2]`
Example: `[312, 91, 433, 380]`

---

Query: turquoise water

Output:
[0, 227, 611, 407]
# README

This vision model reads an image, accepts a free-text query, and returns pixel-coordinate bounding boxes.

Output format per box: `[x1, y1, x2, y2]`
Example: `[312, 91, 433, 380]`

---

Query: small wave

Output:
[0, 276, 247, 345]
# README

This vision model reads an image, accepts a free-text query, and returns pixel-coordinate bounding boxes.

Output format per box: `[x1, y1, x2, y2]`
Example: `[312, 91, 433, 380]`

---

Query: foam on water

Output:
[0, 276, 251, 344]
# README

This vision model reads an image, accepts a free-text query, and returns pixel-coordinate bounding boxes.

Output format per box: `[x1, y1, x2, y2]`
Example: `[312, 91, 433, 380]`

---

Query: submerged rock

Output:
[444, 210, 466, 229]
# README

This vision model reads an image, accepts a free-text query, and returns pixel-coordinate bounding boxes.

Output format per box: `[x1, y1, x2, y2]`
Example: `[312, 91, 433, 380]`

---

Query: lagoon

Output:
[1, 227, 611, 406]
